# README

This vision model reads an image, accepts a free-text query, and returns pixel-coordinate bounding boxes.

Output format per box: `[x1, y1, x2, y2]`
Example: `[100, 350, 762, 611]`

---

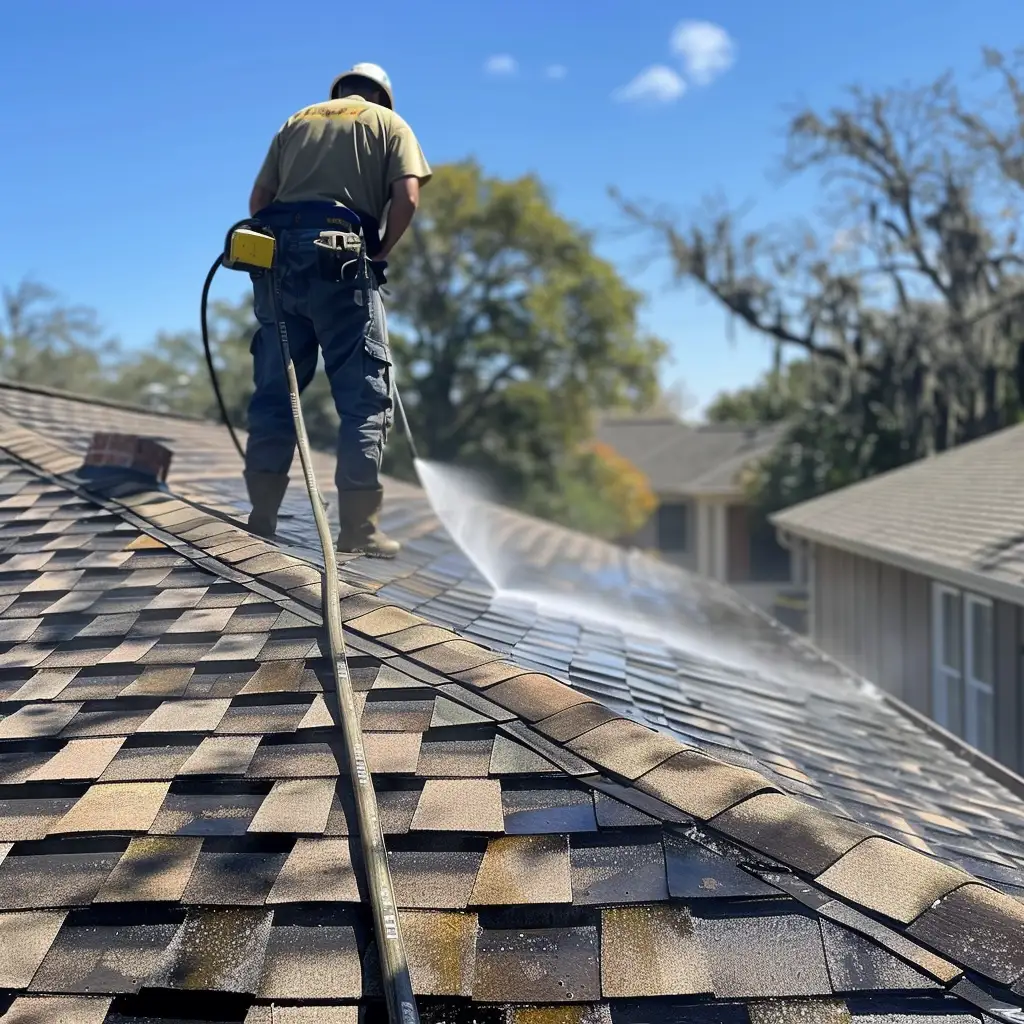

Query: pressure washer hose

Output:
[201, 241, 420, 1024]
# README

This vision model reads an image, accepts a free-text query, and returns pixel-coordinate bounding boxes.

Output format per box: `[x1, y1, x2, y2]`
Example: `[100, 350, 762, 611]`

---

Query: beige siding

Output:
[812, 543, 1023, 771]
[902, 573, 931, 713]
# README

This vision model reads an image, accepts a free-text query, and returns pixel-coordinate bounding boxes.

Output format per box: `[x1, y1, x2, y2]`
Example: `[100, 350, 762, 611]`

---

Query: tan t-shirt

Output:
[254, 95, 432, 220]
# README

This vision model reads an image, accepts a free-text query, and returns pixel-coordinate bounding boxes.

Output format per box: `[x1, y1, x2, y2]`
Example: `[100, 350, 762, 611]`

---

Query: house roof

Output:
[595, 415, 787, 497]
[0, 381, 1021, 1022]
[772, 421, 1024, 601]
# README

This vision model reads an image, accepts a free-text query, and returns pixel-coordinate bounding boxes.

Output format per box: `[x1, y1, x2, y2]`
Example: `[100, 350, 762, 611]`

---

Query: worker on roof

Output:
[243, 62, 431, 558]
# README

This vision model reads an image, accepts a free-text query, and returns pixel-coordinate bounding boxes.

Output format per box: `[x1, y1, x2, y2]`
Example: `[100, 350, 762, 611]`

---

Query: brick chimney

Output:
[81, 433, 173, 484]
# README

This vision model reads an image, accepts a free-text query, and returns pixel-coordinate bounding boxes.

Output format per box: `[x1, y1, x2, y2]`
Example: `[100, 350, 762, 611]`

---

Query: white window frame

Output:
[963, 593, 994, 753]
[931, 583, 962, 731]
[930, 582, 996, 755]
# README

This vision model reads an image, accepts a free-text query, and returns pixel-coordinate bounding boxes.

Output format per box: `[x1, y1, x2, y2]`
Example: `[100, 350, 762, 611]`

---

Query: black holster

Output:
[314, 231, 364, 282]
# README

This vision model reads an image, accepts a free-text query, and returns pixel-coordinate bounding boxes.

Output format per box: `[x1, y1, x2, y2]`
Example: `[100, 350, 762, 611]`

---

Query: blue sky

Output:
[1, 0, 1017, 414]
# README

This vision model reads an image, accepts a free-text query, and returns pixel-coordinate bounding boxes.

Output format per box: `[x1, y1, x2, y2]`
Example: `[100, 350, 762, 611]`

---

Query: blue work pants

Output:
[244, 227, 393, 493]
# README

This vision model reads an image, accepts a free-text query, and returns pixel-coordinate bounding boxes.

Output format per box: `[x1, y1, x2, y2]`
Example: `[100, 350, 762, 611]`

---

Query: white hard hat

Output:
[330, 62, 395, 109]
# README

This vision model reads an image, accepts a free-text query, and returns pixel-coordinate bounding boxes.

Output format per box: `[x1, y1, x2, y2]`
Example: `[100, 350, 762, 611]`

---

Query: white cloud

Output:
[545, 64, 567, 80]
[670, 21, 735, 86]
[484, 54, 518, 77]
[613, 65, 686, 104]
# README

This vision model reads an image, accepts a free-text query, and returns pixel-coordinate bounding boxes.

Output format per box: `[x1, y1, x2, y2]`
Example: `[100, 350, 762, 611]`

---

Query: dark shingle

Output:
[473, 926, 601, 1003]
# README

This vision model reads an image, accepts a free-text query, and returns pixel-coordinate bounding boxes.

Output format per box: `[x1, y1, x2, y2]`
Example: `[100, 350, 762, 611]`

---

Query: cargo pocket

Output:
[363, 290, 394, 441]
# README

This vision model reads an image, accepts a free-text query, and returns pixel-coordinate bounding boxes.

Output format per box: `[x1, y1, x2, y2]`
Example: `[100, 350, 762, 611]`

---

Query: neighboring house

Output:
[597, 415, 793, 609]
[773, 421, 1024, 773]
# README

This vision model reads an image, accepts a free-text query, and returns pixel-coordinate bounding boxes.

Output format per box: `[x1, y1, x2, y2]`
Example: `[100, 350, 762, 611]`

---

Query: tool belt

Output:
[254, 201, 387, 286]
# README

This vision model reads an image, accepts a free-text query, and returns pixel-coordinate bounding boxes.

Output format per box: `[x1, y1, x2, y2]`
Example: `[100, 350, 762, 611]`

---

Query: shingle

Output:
[390, 847, 484, 910]
[216, 702, 309, 735]
[346, 605, 421, 636]
[907, 882, 1024, 985]
[692, 912, 833, 999]
[94, 836, 204, 902]
[571, 840, 668, 905]
[239, 660, 307, 694]
[0, 996, 112, 1023]
[818, 898, 962, 984]
[99, 744, 195, 782]
[430, 696, 492, 729]
[257, 923, 362, 999]
[298, 695, 335, 729]
[59, 706, 151, 738]
[593, 793, 658, 829]
[565, 719, 684, 780]
[411, 640, 503, 675]
[0, 702, 81, 739]
[29, 920, 178, 994]
[0, 910, 67, 987]
[489, 734, 558, 775]
[417, 734, 495, 778]
[486, 675, 592, 722]
[0, 797, 80, 841]
[746, 1001, 852, 1024]
[0, 849, 122, 909]
[411, 779, 504, 833]
[119, 666, 194, 697]
[635, 750, 776, 819]
[178, 735, 262, 776]
[454, 660, 528, 689]
[471, 835, 572, 905]
[601, 905, 713, 997]
[151, 792, 265, 837]
[473, 926, 601, 1002]
[181, 850, 289, 905]
[267, 838, 361, 904]
[138, 698, 231, 733]
[664, 834, 778, 899]
[11, 669, 78, 701]
[383, 624, 461, 652]
[815, 837, 973, 924]
[51, 781, 170, 834]
[247, 741, 341, 779]
[361, 731, 422, 774]
[249, 778, 336, 834]
[534, 703, 619, 743]
[819, 918, 939, 993]
[27, 737, 125, 782]
[502, 786, 597, 834]
[711, 793, 878, 875]
[403, 909, 478, 996]
[146, 907, 273, 993]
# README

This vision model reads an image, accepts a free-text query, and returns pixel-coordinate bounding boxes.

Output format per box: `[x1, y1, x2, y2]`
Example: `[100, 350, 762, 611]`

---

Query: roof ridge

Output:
[0, 376, 207, 423]
[0, 420, 1020, 995]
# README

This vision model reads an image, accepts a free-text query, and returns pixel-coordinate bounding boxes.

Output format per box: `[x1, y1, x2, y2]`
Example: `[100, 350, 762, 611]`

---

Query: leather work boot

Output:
[244, 471, 289, 539]
[336, 487, 401, 558]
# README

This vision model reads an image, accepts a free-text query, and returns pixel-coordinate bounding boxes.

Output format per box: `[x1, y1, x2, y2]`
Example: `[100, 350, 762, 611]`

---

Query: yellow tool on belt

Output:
[223, 226, 276, 273]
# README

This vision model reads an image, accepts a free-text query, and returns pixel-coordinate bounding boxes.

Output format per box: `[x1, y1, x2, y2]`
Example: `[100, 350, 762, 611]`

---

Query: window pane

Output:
[657, 503, 689, 552]
[945, 671, 965, 738]
[969, 686, 995, 755]
[939, 592, 961, 670]
[969, 599, 994, 685]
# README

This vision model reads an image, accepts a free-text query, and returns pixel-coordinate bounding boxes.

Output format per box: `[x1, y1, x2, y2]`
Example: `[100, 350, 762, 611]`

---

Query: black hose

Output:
[201, 228, 420, 1024]
[200, 253, 246, 460]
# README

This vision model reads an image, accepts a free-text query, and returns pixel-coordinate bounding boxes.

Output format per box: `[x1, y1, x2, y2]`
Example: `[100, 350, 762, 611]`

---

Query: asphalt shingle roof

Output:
[0, 382, 1019, 1022]
[595, 416, 787, 495]
[772, 421, 1024, 598]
